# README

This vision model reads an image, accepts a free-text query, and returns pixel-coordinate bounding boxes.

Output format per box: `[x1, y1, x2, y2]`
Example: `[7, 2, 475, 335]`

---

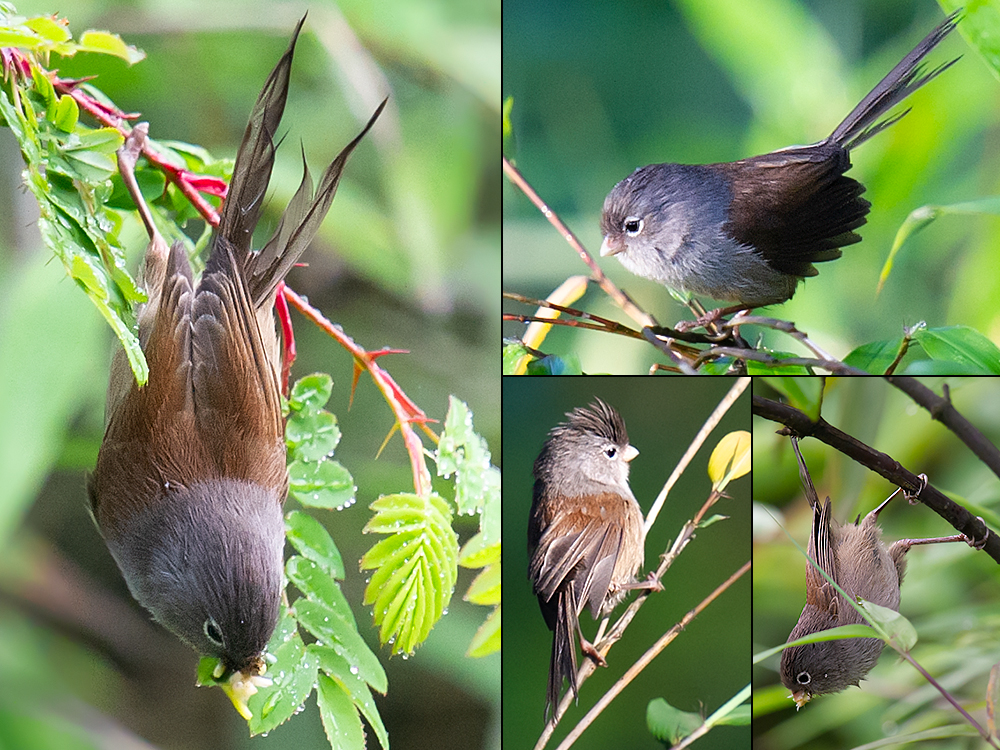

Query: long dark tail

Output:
[830, 10, 960, 150]
[546, 587, 580, 721]
[210, 14, 386, 307]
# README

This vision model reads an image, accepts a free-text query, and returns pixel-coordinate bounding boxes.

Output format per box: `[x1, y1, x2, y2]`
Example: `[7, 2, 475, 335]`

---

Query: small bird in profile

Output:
[528, 399, 662, 719]
[600, 12, 960, 325]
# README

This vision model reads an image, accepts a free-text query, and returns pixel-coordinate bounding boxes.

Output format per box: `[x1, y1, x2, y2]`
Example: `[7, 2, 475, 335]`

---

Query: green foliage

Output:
[286, 374, 356, 510]
[844, 325, 1000, 374]
[361, 492, 460, 655]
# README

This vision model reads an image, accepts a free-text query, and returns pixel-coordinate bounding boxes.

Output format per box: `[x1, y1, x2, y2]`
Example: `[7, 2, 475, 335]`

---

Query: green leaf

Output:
[288, 458, 355, 509]
[286, 556, 355, 627]
[317, 674, 367, 750]
[859, 598, 918, 651]
[761, 376, 824, 420]
[879, 197, 1000, 294]
[286, 409, 341, 462]
[361, 493, 459, 655]
[435, 396, 500, 543]
[502, 339, 532, 374]
[77, 30, 146, 64]
[525, 353, 583, 375]
[294, 599, 387, 694]
[913, 326, 1000, 374]
[52, 94, 78, 132]
[647, 698, 703, 744]
[246, 607, 319, 735]
[289, 373, 334, 412]
[285, 510, 345, 579]
[25, 16, 71, 43]
[309, 645, 389, 750]
[697, 514, 729, 529]
[843, 337, 903, 374]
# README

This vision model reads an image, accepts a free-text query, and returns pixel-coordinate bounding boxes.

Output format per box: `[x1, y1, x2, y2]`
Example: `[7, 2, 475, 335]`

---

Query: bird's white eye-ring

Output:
[605, 446, 617, 458]
[204, 617, 225, 647]
[796, 671, 811, 685]
[623, 216, 643, 236]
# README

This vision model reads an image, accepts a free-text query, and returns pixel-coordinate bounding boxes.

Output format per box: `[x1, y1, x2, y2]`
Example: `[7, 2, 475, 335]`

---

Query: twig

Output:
[553, 561, 751, 750]
[644, 377, 749, 533]
[696, 347, 866, 374]
[752, 395, 1000, 562]
[886, 377, 1000, 480]
[283, 286, 435, 497]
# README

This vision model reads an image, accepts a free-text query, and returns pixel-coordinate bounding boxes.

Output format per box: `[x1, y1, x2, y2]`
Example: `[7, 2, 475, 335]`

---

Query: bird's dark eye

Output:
[796, 671, 811, 685]
[204, 617, 224, 647]
[605, 447, 617, 458]
[623, 216, 643, 236]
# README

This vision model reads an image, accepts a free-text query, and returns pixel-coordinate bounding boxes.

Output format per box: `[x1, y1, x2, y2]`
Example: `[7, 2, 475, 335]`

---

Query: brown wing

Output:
[192, 239, 287, 496]
[528, 492, 638, 620]
[805, 497, 839, 617]
[715, 143, 870, 278]
[90, 241, 198, 533]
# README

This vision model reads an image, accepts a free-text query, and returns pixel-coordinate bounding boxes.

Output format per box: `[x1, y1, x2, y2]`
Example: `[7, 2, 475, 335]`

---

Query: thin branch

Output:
[553, 561, 751, 750]
[644, 377, 749, 533]
[752, 395, 1000, 562]
[898, 650, 999, 747]
[886, 377, 1000, 480]
[283, 286, 435, 497]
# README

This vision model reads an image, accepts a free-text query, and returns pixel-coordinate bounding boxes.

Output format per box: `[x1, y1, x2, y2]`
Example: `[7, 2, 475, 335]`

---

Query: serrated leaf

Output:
[361, 493, 459, 655]
[285, 510, 345, 579]
[435, 396, 500, 544]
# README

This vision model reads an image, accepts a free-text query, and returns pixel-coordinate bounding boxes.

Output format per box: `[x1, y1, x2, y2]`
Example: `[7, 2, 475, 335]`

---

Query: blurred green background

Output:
[0, 0, 498, 748]
[503, 378, 751, 749]
[502, 0, 1000, 373]
[753, 377, 1000, 749]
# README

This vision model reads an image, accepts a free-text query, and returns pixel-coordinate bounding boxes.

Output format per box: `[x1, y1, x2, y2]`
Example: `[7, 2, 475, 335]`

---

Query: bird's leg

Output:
[620, 572, 664, 593]
[676, 300, 753, 334]
[890, 521, 988, 556]
[869, 473, 926, 522]
[573, 616, 607, 668]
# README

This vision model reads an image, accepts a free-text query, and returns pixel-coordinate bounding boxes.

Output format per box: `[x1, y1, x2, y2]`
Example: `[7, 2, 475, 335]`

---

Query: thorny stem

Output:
[37, 54, 436, 496]
[282, 287, 435, 498]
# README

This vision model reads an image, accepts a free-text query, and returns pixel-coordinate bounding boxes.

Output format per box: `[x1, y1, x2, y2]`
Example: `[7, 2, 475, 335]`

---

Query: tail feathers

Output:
[247, 98, 387, 306]
[217, 15, 305, 259]
[830, 10, 960, 151]
[545, 586, 580, 721]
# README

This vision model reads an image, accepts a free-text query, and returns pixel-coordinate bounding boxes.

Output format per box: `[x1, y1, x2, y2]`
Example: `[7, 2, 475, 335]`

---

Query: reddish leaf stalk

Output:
[282, 286, 434, 497]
